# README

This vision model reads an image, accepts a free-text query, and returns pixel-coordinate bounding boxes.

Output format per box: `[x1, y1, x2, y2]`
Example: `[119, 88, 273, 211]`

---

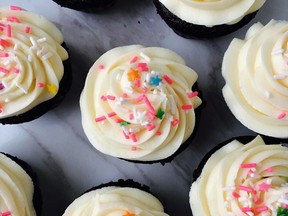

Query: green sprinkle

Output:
[120, 121, 130, 126]
[156, 108, 165, 120]
[277, 207, 288, 216]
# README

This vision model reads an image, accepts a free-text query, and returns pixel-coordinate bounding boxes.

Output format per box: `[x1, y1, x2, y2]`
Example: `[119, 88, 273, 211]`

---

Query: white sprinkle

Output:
[124, 87, 134, 94]
[272, 48, 284, 55]
[122, 126, 129, 135]
[2, 81, 8, 88]
[238, 196, 248, 202]
[222, 186, 236, 192]
[151, 70, 156, 75]
[4, 98, 10, 103]
[265, 90, 271, 99]
[116, 72, 121, 80]
[260, 212, 271, 216]
[266, 178, 272, 184]
[0, 45, 4, 50]
[226, 195, 234, 201]
[249, 181, 255, 188]
[13, 43, 19, 51]
[273, 74, 286, 80]
[153, 89, 158, 95]
[278, 198, 288, 205]
[168, 94, 176, 115]
[16, 83, 28, 94]
[250, 173, 255, 178]
[145, 73, 150, 83]
[140, 52, 151, 62]
[3, 60, 11, 66]
[37, 37, 47, 43]
[41, 52, 53, 60]
[246, 212, 254, 216]
[129, 127, 140, 133]
[29, 36, 38, 47]
[28, 54, 33, 62]
[251, 168, 256, 172]
[267, 204, 277, 213]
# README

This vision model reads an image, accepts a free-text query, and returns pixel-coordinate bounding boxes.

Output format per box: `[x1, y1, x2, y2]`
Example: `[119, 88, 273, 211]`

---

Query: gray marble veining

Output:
[0, 0, 287, 215]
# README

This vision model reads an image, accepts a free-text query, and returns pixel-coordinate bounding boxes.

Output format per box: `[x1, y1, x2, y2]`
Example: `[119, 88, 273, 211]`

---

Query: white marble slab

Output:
[0, 0, 287, 215]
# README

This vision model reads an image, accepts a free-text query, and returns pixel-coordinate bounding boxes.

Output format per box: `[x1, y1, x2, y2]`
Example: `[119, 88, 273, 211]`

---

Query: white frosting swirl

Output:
[0, 6, 68, 118]
[0, 153, 36, 216]
[190, 136, 288, 216]
[158, 0, 265, 26]
[222, 20, 288, 138]
[63, 186, 169, 216]
[80, 45, 201, 161]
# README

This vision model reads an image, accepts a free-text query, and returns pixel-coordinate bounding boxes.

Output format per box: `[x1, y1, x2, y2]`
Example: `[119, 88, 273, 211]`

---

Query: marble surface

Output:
[0, 0, 287, 215]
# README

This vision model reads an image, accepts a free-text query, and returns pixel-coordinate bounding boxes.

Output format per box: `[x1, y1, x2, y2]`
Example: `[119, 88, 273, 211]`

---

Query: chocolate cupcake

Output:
[62, 179, 169, 215]
[190, 135, 288, 216]
[222, 20, 288, 139]
[153, 0, 266, 39]
[52, 0, 116, 11]
[0, 152, 42, 215]
[80, 45, 202, 163]
[0, 6, 72, 124]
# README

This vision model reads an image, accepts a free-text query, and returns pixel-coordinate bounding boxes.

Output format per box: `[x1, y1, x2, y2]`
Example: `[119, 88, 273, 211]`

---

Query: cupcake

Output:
[80, 45, 202, 163]
[190, 135, 288, 216]
[62, 179, 169, 215]
[52, 0, 116, 11]
[222, 20, 288, 139]
[153, 0, 266, 39]
[0, 152, 42, 215]
[0, 5, 72, 124]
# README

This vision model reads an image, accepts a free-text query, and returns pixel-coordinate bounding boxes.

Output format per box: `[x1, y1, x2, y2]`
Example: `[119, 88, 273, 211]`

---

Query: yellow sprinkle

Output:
[46, 84, 57, 95]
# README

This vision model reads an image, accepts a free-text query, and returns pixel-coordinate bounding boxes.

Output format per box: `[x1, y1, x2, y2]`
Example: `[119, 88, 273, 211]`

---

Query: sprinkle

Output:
[13, 43, 19, 51]
[222, 186, 236, 192]
[10, 5, 23, 10]
[129, 127, 140, 133]
[98, 65, 105, 70]
[46, 84, 57, 94]
[0, 67, 9, 74]
[95, 116, 106, 122]
[131, 146, 137, 151]
[0, 103, 4, 113]
[240, 163, 257, 168]
[253, 197, 262, 204]
[24, 26, 31, 34]
[122, 130, 129, 139]
[171, 119, 179, 127]
[147, 111, 156, 121]
[16, 83, 28, 94]
[130, 56, 138, 64]
[28, 54, 33, 62]
[238, 185, 256, 194]
[264, 90, 271, 99]
[258, 182, 271, 192]
[241, 207, 253, 213]
[137, 62, 149, 72]
[0, 83, 4, 90]
[142, 95, 155, 114]
[129, 113, 134, 120]
[123, 211, 136, 216]
[156, 108, 165, 119]
[278, 198, 288, 205]
[37, 83, 45, 88]
[107, 95, 116, 100]
[6, 24, 12, 37]
[187, 91, 198, 98]
[266, 167, 273, 172]
[140, 52, 151, 62]
[0, 39, 11, 48]
[141, 87, 147, 93]
[278, 112, 286, 119]
[150, 75, 162, 86]
[37, 37, 47, 43]
[42, 52, 53, 60]
[12, 67, 20, 74]
[107, 112, 116, 118]
[120, 121, 130, 126]
[181, 104, 193, 110]
[1, 211, 12, 216]
[7, 16, 20, 23]
[255, 206, 269, 213]
[100, 96, 107, 101]
[274, 74, 286, 80]
[122, 93, 128, 98]
[0, 53, 9, 58]
[156, 131, 161, 136]
[134, 78, 141, 88]
[127, 68, 140, 82]
[238, 196, 248, 202]
[277, 207, 288, 216]
[232, 191, 240, 199]
[163, 75, 173, 85]
[130, 132, 137, 142]
[145, 123, 156, 131]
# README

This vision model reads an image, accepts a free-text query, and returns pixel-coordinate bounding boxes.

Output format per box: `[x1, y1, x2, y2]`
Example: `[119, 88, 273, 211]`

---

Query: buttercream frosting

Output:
[80, 45, 201, 161]
[158, 0, 265, 26]
[0, 6, 68, 118]
[0, 153, 36, 216]
[190, 136, 288, 216]
[63, 186, 169, 216]
[222, 20, 288, 138]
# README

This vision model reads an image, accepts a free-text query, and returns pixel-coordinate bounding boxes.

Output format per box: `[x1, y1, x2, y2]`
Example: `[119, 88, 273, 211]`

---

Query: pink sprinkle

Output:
[253, 197, 262, 204]
[107, 95, 116, 100]
[145, 123, 156, 131]
[37, 83, 45, 88]
[107, 112, 116, 118]
[238, 185, 256, 194]
[0, 27, 3, 32]
[122, 130, 129, 139]
[6, 24, 12, 37]
[163, 75, 173, 85]
[134, 78, 141, 88]
[115, 119, 123, 123]
[284, 204, 288, 209]
[143, 95, 155, 114]
[95, 116, 106, 122]
[258, 182, 271, 192]
[147, 111, 156, 121]
[130, 56, 138, 64]
[232, 191, 240, 199]
[10, 5, 23, 10]
[241, 207, 253, 213]
[1, 211, 11, 216]
[240, 163, 257, 168]
[0, 67, 9, 74]
[136, 95, 144, 103]
[0, 39, 11, 47]
[7, 16, 20, 23]
[98, 65, 105, 70]
[0, 53, 9, 58]
[247, 169, 254, 177]
[24, 26, 31, 34]
[187, 91, 198, 98]
[130, 132, 137, 142]
[12, 67, 20, 74]
[129, 113, 134, 120]
[141, 87, 147, 93]
[137, 62, 149, 72]
[266, 167, 273, 172]
[122, 93, 128, 98]
[255, 206, 269, 213]
[278, 112, 286, 119]
[100, 95, 107, 101]
[171, 119, 179, 127]
[156, 131, 162, 136]
[181, 104, 193, 110]
[131, 146, 137, 151]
